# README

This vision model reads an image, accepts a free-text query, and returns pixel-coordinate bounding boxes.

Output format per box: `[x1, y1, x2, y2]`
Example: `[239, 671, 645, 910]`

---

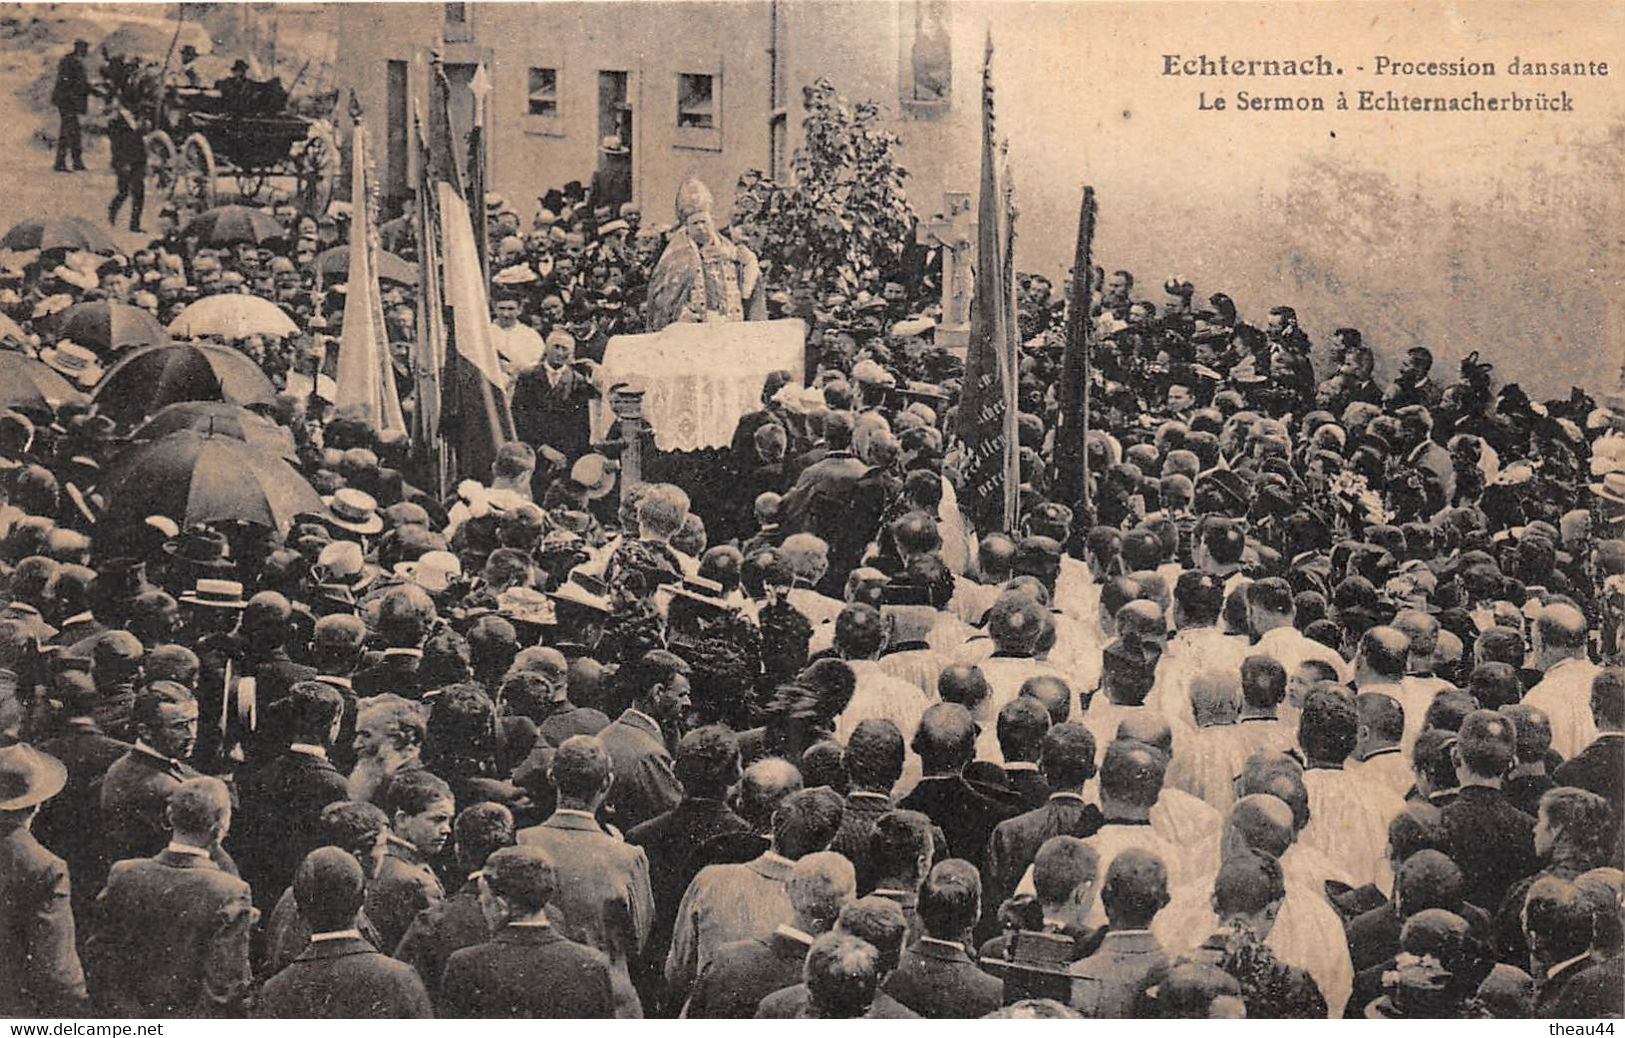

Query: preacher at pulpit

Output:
[645, 175, 764, 331]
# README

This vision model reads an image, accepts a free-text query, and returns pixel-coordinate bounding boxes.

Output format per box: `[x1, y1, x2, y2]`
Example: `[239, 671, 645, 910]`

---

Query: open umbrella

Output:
[0, 351, 86, 412]
[51, 301, 170, 355]
[100, 430, 323, 533]
[92, 342, 276, 427]
[0, 217, 120, 255]
[313, 245, 418, 286]
[183, 205, 286, 248]
[0, 310, 28, 343]
[167, 295, 300, 340]
[130, 401, 298, 461]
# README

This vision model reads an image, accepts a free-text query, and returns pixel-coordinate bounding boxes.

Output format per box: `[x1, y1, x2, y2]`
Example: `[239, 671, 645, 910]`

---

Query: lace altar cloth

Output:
[590, 319, 805, 452]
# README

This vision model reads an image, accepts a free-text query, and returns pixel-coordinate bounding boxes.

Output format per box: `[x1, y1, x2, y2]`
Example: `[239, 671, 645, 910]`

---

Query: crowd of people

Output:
[0, 91, 1623, 1017]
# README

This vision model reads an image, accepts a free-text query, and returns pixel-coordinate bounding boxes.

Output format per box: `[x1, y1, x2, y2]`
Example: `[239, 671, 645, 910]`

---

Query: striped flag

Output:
[422, 56, 515, 488]
[333, 111, 407, 439]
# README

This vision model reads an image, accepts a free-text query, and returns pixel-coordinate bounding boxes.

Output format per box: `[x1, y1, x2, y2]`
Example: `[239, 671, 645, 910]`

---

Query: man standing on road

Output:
[51, 40, 91, 173]
[106, 90, 146, 232]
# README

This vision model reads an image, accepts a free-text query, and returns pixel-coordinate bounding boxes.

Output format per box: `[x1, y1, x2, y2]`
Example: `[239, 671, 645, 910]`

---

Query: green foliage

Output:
[733, 78, 914, 297]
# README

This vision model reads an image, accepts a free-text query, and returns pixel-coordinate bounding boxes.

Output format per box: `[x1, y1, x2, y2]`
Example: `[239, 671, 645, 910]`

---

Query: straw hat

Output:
[38, 341, 104, 387]
[0, 743, 67, 810]
[178, 578, 249, 610]
[321, 487, 384, 535]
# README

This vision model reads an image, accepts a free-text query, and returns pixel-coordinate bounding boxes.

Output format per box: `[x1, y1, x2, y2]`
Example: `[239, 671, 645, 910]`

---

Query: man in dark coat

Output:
[625, 724, 749, 1009]
[982, 723, 1103, 930]
[34, 672, 129, 918]
[884, 859, 1004, 1018]
[99, 682, 233, 872]
[106, 92, 146, 232]
[370, 770, 454, 955]
[395, 802, 515, 1001]
[753, 896, 920, 1018]
[1438, 710, 1538, 912]
[683, 851, 853, 1018]
[86, 777, 256, 1017]
[898, 703, 1015, 871]
[232, 681, 350, 911]
[256, 848, 432, 1018]
[1552, 668, 1623, 808]
[50, 40, 89, 172]
[597, 650, 689, 832]
[0, 743, 88, 1015]
[440, 845, 615, 1017]
[510, 332, 599, 462]
[1526, 874, 1611, 1018]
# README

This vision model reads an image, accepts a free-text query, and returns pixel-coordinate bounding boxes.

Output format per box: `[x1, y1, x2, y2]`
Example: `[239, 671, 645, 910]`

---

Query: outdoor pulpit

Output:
[589, 318, 807, 453]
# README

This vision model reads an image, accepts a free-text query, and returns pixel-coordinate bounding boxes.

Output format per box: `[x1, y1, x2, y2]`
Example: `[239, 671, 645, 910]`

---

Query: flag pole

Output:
[1055, 186, 1096, 519]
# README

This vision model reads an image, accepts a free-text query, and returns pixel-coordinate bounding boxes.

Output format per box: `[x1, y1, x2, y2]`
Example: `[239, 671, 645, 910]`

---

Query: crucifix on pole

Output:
[917, 191, 975, 352]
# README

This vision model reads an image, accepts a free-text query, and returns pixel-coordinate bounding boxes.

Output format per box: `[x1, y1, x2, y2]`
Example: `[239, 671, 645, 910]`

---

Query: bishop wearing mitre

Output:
[645, 175, 763, 331]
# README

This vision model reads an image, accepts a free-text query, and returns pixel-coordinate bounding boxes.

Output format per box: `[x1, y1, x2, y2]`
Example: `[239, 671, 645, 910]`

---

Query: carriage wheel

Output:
[144, 130, 178, 200]
[181, 132, 216, 210]
[294, 123, 339, 217]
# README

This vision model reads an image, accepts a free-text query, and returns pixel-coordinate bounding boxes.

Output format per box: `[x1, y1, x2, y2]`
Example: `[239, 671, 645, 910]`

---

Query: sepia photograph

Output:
[0, 0, 1621, 1023]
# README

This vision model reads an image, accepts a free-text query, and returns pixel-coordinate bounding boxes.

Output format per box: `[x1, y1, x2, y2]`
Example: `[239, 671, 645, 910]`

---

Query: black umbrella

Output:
[92, 343, 276, 428]
[100, 430, 323, 533]
[0, 216, 120, 254]
[0, 351, 86, 412]
[129, 401, 298, 461]
[183, 205, 286, 248]
[52, 301, 170, 355]
[313, 245, 418, 286]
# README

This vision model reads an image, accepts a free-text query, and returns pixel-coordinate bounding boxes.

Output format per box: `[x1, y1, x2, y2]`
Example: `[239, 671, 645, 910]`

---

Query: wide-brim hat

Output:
[548, 569, 612, 615]
[497, 586, 557, 627]
[178, 578, 248, 609]
[569, 453, 618, 499]
[163, 528, 234, 570]
[1591, 471, 1625, 506]
[321, 487, 384, 535]
[393, 550, 462, 595]
[0, 743, 67, 810]
[39, 341, 104, 387]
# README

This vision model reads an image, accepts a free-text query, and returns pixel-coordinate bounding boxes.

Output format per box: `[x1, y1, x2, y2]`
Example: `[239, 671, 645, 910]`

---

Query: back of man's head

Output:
[918, 858, 981, 940]
[772, 786, 845, 859]
[1240, 655, 1286, 711]
[673, 725, 741, 800]
[1100, 848, 1170, 929]
[1020, 675, 1071, 724]
[1039, 722, 1097, 790]
[293, 846, 366, 933]
[1225, 794, 1295, 859]
[996, 696, 1051, 763]
[803, 932, 880, 1018]
[453, 801, 515, 873]
[1358, 626, 1410, 681]
[1387, 803, 1449, 863]
[1395, 848, 1464, 916]
[1099, 738, 1166, 809]
[836, 896, 907, 975]
[1299, 686, 1358, 764]
[551, 735, 611, 802]
[166, 776, 231, 840]
[868, 809, 933, 886]
[789, 851, 857, 934]
[482, 845, 557, 914]
[1593, 667, 1625, 731]
[318, 800, 390, 860]
[912, 702, 977, 772]
[1356, 692, 1404, 747]
[1497, 704, 1552, 764]
[1456, 709, 1515, 779]
[1212, 851, 1285, 919]
[1033, 835, 1098, 909]
[1524, 875, 1592, 962]
[737, 757, 804, 829]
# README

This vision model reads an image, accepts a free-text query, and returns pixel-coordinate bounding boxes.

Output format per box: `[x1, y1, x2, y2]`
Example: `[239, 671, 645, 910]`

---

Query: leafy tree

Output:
[733, 78, 914, 297]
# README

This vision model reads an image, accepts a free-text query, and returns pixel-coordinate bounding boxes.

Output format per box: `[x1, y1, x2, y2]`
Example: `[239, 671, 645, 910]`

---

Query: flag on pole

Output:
[467, 62, 492, 291]
[410, 102, 447, 498]
[423, 55, 515, 488]
[957, 32, 1020, 534]
[333, 106, 407, 439]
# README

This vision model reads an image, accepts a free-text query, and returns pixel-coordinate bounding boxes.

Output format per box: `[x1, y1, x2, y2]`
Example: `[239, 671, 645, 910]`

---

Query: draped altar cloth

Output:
[590, 319, 805, 452]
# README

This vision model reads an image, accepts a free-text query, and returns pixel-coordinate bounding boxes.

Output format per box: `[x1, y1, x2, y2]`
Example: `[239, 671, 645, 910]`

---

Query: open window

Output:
[524, 66, 563, 137]
[675, 71, 721, 151]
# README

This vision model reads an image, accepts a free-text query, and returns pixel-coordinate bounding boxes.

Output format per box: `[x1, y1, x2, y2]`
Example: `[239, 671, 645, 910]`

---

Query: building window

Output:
[527, 68, 558, 117]
[675, 72, 721, 151]
[677, 73, 715, 129]
[443, 2, 471, 42]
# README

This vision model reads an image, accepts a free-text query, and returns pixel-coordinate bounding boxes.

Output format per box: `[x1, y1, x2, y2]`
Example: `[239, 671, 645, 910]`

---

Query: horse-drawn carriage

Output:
[143, 79, 338, 215]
